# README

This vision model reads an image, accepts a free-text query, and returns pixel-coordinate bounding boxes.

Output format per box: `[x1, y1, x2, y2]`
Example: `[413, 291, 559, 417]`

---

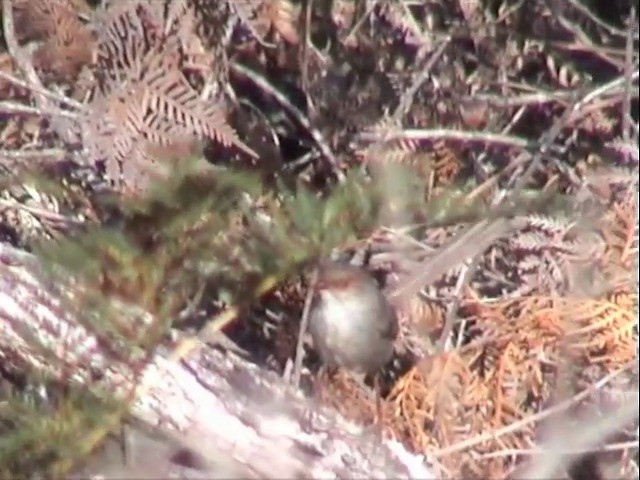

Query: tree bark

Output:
[0, 242, 434, 479]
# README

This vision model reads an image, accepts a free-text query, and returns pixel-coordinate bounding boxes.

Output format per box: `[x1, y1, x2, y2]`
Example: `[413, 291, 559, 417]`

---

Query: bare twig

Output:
[390, 217, 526, 303]
[342, 0, 380, 44]
[0, 100, 80, 119]
[564, 0, 638, 39]
[469, 104, 528, 183]
[621, 8, 637, 151]
[506, 69, 640, 200]
[480, 440, 640, 459]
[291, 266, 319, 388]
[554, 15, 627, 70]
[2, 0, 51, 110]
[0, 148, 67, 160]
[357, 128, 546, 151]
[472, 90, 575, 107]
[391, 38, 451, 122]
[575, 70, 639, 109]
[0, 71, 85, 110]
[435, 257, 480, 352]
[300, 0, 314, 90]
[0, 198, 82, 225]
[520, 393, 638, 478]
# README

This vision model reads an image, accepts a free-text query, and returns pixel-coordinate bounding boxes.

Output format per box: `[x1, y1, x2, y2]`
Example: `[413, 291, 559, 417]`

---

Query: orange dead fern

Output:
[357, 117, 463, 188]
[382, 284, 636, 478]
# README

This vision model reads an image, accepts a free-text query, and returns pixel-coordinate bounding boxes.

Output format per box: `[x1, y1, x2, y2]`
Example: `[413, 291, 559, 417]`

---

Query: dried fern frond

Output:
[33, 13, 95, 81]
[95, 0, 217, 83]
[12, 0, 89, 42]
[10, 0, 94, 81]
[81, 1, 256, 192]
[83, 44, 254, 190]
[93, 1, 161, 84]
[358, 125, 462, 186]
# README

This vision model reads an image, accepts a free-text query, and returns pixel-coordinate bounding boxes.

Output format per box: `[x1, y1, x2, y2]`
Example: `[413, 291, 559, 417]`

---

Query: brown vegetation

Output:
[0, 0, 637, 478]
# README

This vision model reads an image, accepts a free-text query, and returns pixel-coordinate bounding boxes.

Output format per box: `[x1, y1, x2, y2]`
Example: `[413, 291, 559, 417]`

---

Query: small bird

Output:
[308, 261, 399, 380]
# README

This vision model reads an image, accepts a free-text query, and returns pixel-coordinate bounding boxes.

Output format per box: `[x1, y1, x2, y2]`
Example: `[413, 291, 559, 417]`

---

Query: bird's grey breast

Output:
[311, 289, 394, 372]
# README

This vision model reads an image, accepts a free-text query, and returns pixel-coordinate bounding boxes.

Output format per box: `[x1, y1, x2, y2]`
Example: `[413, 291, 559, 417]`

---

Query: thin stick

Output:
[0, 198, 82, 225]
[480, 440, 640, 459]
[0, 100, 80, 119]
[435, 256, 480, 352]
[390, 217, 523, 302]
[301, 0, 314, 90]
[391, 38, 451, 122]
[0, 148, 66, 160]
[342, 0, 379, 45]
[2, 0, 50, 110]
[0, 71, 85, 110]
[373, 373, 384, 430]
[357, 127, 545, 151]
[621, 8, 637, 152]
[292, 266, 319, 388]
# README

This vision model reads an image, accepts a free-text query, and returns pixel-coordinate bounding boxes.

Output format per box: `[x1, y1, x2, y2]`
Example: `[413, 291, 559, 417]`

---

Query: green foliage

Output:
[0, 383, 124, 479]
[29, 162, 404, 349]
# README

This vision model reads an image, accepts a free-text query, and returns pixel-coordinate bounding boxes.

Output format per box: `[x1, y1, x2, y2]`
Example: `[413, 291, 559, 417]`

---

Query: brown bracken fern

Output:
[12, 0, 94, 81]
[81, 0, 256, 193]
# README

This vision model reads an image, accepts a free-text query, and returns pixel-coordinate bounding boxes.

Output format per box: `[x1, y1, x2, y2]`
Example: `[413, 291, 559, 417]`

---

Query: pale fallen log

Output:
[0, 242, 435, 479]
